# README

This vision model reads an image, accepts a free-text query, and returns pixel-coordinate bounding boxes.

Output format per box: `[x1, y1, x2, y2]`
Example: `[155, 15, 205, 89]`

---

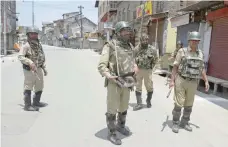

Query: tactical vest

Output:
[25, 41, 45, 68]
[108, 40, 135, 76]
[135, 44, 156, 69]
[178, 48, 204, 79]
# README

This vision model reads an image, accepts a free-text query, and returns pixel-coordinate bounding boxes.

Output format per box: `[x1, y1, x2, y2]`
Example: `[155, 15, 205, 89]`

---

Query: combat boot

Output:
[33, 91, 47, 107]
[24, 90, 39, 111]
[133, 91, 143, 111]
[106, 113, 122, 145]
[172, 121, 180, 133]
[116, 111, 131, 136]
[172, 104, 181, 133]
[180, 106, 193, 132]
[146, 91, 153, 108]
[180, 121, 192, 132]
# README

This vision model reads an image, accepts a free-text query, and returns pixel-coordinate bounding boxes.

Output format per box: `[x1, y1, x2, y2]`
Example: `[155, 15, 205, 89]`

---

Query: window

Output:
[133, 10, 136, 19]
[7, 1, 11, 10]
[122, 8, 125, 21]
[180, 0, 184, 7]
[127, 4, 130, 21]
[118, 10, 121, 21]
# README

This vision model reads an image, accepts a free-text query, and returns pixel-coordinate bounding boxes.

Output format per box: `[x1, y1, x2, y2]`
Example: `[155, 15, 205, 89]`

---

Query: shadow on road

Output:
[128, 103, 148, 110]
[161, 115, 200, 132]
[95, 127, 132, 141]
[196, 91, 228, 111]
[18, 104, 47, 112]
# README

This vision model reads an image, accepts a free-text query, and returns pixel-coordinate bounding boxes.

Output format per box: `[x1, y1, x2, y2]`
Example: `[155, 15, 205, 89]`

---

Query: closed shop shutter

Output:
[1, 33, 4, 54]
[207, 16, 228, 80]
[177, 22, 200, 47]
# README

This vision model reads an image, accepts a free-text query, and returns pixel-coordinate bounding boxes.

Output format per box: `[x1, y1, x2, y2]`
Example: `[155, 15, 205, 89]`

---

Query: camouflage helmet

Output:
[177, 40, 183, 45]
[140, 33, 149, 41]
[188, 31, 201, 41]
[26, 27, 39, 35]
[115, 21, 131, 33]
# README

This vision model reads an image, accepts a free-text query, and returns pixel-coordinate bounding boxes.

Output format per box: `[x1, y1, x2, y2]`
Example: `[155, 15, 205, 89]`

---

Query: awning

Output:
[147, 11, 168, 25]
[100, 11, 117, 22]
[178, 1, 223, 12]
[150, 11, 169, 19]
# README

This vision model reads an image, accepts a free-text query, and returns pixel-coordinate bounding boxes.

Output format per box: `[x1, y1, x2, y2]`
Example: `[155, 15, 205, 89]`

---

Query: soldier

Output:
[133, 33, 158, 111]
[169, 31, 209, 133]
[169, 40, 183, 61]
[166, 41, 184, 84]
[97, 21, 138, 145]
[18, 27, 48, 111]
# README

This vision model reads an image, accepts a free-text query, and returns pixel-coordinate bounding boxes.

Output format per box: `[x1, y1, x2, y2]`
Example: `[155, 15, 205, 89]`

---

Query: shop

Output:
[206, 7, 228, 80]
[147, 12, 168, 56]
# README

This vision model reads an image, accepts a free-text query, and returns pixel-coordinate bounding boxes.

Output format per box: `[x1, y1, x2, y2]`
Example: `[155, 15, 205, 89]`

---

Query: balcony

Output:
[178, 1, 223, 12]
[100, 2, 117, 22]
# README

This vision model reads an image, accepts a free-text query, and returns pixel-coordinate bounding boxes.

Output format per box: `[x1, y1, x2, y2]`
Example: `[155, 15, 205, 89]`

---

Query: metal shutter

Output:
[207, 16, 228, 80]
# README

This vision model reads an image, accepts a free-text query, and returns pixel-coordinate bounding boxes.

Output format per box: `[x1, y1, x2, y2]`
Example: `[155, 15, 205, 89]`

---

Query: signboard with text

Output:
[171, 14, 190, 28]
[136, 0, 153, 19]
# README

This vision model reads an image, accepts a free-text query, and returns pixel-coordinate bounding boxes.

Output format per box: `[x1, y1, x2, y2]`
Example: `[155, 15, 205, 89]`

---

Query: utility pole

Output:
[3, 1, 7, 55]
[106, 0, 110, 42]
[32, 0, 34, 27]
[78, 5, 84, 49]
[140, 1, 145, 37]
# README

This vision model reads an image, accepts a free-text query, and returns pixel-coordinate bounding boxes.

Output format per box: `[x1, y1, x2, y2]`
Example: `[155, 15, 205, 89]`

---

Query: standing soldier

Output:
[133, 33, 158, 111]
[97, 21, 138, 145]
[169, 31, 209, 133]
[18, 27, 48, 111]
[166, 41, 183, 84]
[169, 40, 183, 61]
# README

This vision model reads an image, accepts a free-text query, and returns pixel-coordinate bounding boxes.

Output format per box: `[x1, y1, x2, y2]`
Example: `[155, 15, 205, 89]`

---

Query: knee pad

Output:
[24, 90, 31, 97]
[120, 111, 127, 115]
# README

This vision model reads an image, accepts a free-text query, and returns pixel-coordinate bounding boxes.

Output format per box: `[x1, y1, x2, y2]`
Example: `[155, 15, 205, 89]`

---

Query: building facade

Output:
[174, 0, 228, 81]
[41, 11, 97, 49]
[1, 0, 18, 55]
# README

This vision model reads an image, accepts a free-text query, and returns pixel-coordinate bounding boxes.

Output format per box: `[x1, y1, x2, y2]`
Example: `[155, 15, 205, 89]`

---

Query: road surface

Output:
[1, 45, 228, 147]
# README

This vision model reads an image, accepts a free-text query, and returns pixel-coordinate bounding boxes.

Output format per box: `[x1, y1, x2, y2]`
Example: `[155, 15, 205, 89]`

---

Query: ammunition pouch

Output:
[114, 72, 136, 89]
[23, 64, 31, 71]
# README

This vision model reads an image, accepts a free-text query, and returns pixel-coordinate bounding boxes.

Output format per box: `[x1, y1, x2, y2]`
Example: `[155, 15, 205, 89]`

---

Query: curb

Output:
[1, 54, 18, 63]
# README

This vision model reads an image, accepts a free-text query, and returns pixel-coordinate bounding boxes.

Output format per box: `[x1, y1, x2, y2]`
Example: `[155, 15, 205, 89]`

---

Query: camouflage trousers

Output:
[106, 82, 130, 114]
[173, 75, 198, 107]
[23, 67, 44, 92]
[172, 75, 197, 123]
[136, 69, 153, 92]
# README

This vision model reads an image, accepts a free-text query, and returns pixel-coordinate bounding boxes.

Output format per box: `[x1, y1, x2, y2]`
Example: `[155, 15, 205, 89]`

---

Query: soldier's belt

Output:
[115, 77, 135, 88]
[22, 64, 42, 71]
[180, 75, 198, 81]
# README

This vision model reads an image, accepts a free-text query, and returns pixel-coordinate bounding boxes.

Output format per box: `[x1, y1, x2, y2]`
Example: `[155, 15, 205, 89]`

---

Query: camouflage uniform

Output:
[133, 33, 158, 111]
[97, 21, 136, 145]
[171, 41, 183, 59]
[18, 27, 47, 111]
[168, 41, 183, 72]
[171, 32, 204, 133]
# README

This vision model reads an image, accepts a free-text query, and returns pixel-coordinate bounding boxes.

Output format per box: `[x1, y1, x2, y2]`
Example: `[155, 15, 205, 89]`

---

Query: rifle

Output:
[166, 88, 172, 98]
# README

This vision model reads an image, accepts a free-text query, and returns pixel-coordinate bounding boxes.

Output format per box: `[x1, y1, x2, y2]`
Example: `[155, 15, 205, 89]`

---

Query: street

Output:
[1, 45, 228, 147]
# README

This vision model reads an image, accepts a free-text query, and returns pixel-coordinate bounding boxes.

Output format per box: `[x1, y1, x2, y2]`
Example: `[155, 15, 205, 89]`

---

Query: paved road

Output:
[1, 45, 228, 147]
